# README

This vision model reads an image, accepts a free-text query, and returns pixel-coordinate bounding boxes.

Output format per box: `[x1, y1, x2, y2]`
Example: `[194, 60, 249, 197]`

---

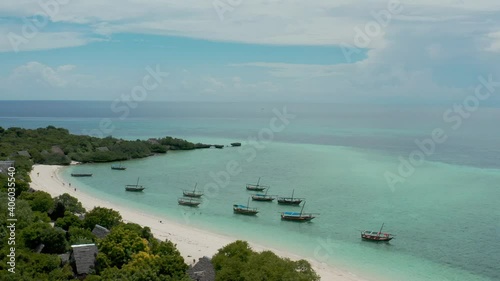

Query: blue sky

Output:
[0, 0, 499, 102]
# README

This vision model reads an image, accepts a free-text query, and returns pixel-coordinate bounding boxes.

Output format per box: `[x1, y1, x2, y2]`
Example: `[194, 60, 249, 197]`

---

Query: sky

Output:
[0, 0, 499, 103]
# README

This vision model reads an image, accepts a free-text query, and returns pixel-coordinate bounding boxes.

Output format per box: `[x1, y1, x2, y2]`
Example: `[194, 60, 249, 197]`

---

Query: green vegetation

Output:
[0, 126, 210, 165]
[213, 240, 320, 281]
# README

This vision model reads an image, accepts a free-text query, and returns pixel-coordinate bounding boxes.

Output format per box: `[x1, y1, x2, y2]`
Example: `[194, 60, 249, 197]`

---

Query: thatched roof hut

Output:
[70, 244, 98, 276]
[92, 224, 110, 239]
[188, 256, 215, 281]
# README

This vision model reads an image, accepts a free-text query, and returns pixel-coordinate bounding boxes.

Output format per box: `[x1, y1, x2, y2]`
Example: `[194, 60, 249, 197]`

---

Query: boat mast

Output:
[291, 189, 295, 199]
[136, 177, 140, 186]
[247, 197, 250, 210]
[193, 183, 198, 192]
[264, 187, 270, 196]
[378, 223, 385, 237]
[300, 201, 306, 215]
[256, 177, 261, 187]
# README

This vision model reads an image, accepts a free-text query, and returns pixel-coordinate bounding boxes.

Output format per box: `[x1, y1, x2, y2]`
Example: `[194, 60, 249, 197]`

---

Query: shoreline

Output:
[30, 164, 370, 281]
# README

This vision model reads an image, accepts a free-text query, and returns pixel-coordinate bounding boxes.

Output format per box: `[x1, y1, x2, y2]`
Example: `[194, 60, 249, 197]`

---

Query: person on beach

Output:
[37, 172, 39, 177]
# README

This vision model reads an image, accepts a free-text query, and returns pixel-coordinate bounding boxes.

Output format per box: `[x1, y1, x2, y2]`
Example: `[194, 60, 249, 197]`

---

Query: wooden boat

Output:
[231, 142, 241, 147]
[183, 183, 203, 198]
[71, 173, 92, 177]
[246, 177, 268, 191]
[233, 198, 259, 215]
[214, 145, 224, 149]
[280, 201, 317, 222]
[178, 197, 201, 207]
[277, 189, 304, 205]
[111, 163, 126, 170]
[360, 223, 394, 242]
[252, 188, 275, 202]
[125, 177, 145, 192]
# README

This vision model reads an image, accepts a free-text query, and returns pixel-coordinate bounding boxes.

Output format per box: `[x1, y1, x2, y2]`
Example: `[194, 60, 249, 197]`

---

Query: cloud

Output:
[0, 0, 497, 50]
[1, 1, 500, 102]
[484, 31, 500, 53]
[0, 28, 99, 52]
[9, 61, 76, 87]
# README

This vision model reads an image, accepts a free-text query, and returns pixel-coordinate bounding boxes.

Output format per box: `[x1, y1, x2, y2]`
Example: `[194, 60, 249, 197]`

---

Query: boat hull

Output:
[252, 196, 275, 202]
[178, 200, 201, 207]
[277, 199, 302, 205]
[233, 208, 259, 215]
[246, 186, 266, 191]
[125, 188, 145, 192]
[71, 173, 92, 177]
[361, 234, 393, 242]
[183, 192, 203, 198]
[111, 167, 126, 170]
[280, 214, 315, 222]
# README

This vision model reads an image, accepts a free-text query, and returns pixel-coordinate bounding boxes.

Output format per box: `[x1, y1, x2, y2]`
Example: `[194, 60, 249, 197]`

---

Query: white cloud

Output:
[1, 1, 500, 102]
[484, 31, 500, 53]
[9, 61, 74, 87]
[0, 0, 497, 50]
[0, 28, 98, 52]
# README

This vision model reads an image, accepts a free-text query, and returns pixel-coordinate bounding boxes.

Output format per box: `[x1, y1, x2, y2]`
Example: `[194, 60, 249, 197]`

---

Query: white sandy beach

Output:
[30, 164, 370, 281]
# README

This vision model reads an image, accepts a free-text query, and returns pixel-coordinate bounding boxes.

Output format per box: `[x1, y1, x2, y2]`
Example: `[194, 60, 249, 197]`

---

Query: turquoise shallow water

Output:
[1, 102, 500, 280]
[58, 140, 500, 281]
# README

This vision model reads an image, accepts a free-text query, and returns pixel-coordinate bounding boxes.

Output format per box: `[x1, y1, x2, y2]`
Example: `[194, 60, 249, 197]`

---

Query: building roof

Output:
[0, 161, 14, 174]
[96, 147, 109, 152]
[92, 224, 110, 239]
[17, 150, 31, 158]
[51, 145, 65, 155]
[187, 256, 215, 281]
[71, 244, 98, 275]
[58, 253, 70, 265]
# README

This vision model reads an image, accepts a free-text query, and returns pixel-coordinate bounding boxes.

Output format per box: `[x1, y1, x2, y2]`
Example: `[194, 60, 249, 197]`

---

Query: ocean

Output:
[1, 101, 499, 281]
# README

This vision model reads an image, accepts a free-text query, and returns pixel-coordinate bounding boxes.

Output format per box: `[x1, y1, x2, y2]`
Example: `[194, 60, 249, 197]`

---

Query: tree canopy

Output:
[83, 206, 122, 230]
[0, 126, 211, 166]
[213, 241, 320, 281]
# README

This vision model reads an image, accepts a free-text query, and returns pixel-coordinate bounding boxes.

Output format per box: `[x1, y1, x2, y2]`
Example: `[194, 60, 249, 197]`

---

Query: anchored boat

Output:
[111, 162, 126, 170]
[125, 177, 145, 192]
[280, 201, 317, 222]
[252, 187, 275, 202]
[71, 173, 92, 177]
[277, 189, 304, 205]
[233, 198, 259, 215]
[183, 183, 203, 198]
[360, 223, 394, 242]
[246, 177, 268, 191]
[178, 197, 201, 207]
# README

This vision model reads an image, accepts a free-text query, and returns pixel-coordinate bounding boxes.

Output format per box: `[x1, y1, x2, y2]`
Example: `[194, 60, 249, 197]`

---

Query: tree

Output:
[97, 225, 148, 270]
[212, 241, 320, 281]
[68, 226, 96, 245]
[0, 249, 74, 280]
[19, 191, 54, 213]
[212, 240, 253, 281]
[55, 211, 82, 231]
[119, 223, 153, 240]
[83, 207, 122, 230]
[151, 240, 189, 278]
[51, 193, 85, 220]
[21, 222, 68, 254]
[40, 227, 68, 254]
[21, 222, 50, 249]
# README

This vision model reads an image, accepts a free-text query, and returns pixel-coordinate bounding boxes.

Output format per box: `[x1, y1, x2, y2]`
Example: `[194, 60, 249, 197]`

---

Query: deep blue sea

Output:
[1, 101, 499, 281]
